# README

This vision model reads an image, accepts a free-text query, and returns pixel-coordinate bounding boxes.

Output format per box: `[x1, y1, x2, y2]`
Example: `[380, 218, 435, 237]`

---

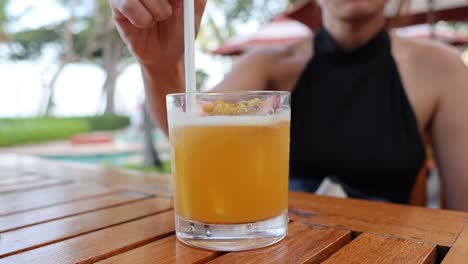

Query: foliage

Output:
[196, 69, 209, 91]
[0, 117, 87, 147]
[86, 114, 130, 131]
[213, 0, 300, 27]
[9, 27, 60, 60]
[198, 0, 300, 52]
[1, 0, 302, 114]
[6, 3, 128, 61]
[0, 0, 8, 26]
[0, 114, 130, 147]
[0, 0, 7, 21]
[122, 162, 172, 174]
[0, 0, 10, 42]
[1, 0, 131, 115]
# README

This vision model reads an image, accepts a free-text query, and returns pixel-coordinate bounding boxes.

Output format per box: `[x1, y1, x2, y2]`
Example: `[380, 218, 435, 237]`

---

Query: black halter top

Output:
[290, 28, 426, 203]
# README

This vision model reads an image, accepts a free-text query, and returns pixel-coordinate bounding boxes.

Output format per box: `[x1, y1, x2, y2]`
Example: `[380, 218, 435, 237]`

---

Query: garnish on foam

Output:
[198, 94, 280, 116]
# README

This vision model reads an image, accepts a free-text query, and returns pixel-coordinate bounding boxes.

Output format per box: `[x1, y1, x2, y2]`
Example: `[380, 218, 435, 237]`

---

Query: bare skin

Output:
[110, 0, 468, 211]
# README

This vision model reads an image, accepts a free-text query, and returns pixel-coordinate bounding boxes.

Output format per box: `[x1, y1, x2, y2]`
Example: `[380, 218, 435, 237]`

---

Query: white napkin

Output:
[315, 177, 348, 198]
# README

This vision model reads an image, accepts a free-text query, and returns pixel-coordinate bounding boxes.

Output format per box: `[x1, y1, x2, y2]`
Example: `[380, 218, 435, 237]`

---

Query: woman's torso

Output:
[282, 28, 435, 203]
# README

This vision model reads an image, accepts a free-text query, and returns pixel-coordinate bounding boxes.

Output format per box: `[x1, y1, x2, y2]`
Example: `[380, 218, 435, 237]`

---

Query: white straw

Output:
[184, 0, 196, 113]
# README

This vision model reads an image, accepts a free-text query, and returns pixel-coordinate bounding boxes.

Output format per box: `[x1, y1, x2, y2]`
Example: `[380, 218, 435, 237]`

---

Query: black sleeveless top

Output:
[290, 28, 426, 203]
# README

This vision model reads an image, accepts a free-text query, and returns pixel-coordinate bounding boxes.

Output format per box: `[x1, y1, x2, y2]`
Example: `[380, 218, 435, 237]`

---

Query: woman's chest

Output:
[392, 49, 439, 138]
[290, 56, 426, 164]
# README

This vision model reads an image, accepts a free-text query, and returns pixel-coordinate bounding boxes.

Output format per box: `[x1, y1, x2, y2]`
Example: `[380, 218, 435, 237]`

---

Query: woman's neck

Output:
[322, 12, 386, 51]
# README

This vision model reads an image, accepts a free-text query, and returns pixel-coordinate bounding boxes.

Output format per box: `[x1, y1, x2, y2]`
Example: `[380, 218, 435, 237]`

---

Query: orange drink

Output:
[171, 115, 290, 223]
[167, 92, 290, 251]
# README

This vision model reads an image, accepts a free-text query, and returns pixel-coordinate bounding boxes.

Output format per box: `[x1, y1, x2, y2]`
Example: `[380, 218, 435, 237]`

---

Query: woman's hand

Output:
[110, 0, 206, 67]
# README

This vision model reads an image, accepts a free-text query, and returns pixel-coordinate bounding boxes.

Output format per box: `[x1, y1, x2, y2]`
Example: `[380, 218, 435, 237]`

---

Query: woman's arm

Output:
[142, 47, 282, 135]
[431, 49, 468, 211]
[145, 40, 312, 135]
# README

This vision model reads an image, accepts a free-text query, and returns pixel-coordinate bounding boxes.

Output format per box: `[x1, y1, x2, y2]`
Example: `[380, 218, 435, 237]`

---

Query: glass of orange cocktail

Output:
[166, 91, 290, 251]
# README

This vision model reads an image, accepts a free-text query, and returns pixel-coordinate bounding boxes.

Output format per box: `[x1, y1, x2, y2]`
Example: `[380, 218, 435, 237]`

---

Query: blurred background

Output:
[0, 0, 467, 179]
[0, 0, 295, 173]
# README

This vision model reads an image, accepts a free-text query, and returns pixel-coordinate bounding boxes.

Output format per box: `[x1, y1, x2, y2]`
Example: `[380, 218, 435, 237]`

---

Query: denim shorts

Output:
[289, 176, 390, 203]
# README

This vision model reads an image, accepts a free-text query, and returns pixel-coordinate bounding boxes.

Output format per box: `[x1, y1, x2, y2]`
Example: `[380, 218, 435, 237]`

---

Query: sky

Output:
[0, 0, 251, 117]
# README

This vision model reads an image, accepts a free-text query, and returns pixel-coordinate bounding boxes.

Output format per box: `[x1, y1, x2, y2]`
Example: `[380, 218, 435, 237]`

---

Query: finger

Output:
[195, 0, 207, 14]
[169, 0, 206, 17]
[195, 0, 207, 32]
[111, 7, 132, 42]
[141, 0, 173, 21]
[112, 0, 154, 28]
[170, 0, 183, 8]
[111, 5, 130, 26]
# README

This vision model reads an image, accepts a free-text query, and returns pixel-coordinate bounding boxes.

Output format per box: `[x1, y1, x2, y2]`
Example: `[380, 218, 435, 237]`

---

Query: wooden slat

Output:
[0, 172, 32, 179]
[323, 233, 436, 264]
[0, 178, 72, 194]
[0, 154, 173, 196]
[1, 154, 466, 263]
[289, 192, 468, 246]
[98, 235, 220, 264]
[442, 226, 468, 264]
[0, 184, 116, 215]
[0, 174, 43, 186]
[0, 191, 152, 233]
[0, 197, 172, 258]
[0, 168, 15, 174]
[208, 222, 351, 264]
[0, 211, 175, 264]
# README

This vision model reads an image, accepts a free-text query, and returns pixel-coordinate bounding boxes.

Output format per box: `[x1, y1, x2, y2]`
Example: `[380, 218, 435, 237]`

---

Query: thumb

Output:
[195, 0, 207, 32]
[195, 0, 207, 20]
[171, 0, 206, 19]
[171, 0, 206, 34]
[112, 7, 136, 38]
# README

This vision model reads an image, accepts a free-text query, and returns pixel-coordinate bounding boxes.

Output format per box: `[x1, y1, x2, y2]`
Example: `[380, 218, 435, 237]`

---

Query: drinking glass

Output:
[166, 91, 290, 251]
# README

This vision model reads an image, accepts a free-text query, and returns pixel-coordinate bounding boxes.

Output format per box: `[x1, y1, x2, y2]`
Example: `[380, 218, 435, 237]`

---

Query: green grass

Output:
[122, 161, 172, 174]
[0, 114, 130, 147]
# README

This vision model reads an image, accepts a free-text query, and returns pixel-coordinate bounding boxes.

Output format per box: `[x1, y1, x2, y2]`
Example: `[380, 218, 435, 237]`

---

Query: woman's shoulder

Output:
[389, 33, 468, 125]
[239, 36, 314, 91]
[390, 34, 465, 75]
[390, 33, 467, 99]
[244, 35, 314, 62]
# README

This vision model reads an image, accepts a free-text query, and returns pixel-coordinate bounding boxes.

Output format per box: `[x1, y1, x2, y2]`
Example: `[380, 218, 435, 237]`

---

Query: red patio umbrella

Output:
[213, 18, 312, 56]
[278, 0, 322, 31]
[214, 0, 468, 56]
[386, 0, 468, 27]
[281, 0, 468, 30]
[393, 23, 468, 45]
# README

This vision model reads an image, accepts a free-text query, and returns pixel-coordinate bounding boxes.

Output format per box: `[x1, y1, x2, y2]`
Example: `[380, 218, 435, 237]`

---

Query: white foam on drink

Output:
[169, 110, 290, 129]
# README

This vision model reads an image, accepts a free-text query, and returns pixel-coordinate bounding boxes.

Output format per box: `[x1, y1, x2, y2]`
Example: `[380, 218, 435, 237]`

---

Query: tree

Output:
[5, 0, 84, 115]
[3, 0, 130, 115]
[4, 0, 299, 115]
[143, 102, 163, 168]
[93, 0, 129, 114]
[51, 0, 130, 115]
[200, 0, 299, 44]
[197, 0, 299, 60]
[39, 0, 81, 115]
[0, 0, 9, 43]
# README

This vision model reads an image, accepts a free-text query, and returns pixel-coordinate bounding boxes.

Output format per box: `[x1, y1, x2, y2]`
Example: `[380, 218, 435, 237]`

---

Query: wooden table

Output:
[1, 153, 467, 264]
